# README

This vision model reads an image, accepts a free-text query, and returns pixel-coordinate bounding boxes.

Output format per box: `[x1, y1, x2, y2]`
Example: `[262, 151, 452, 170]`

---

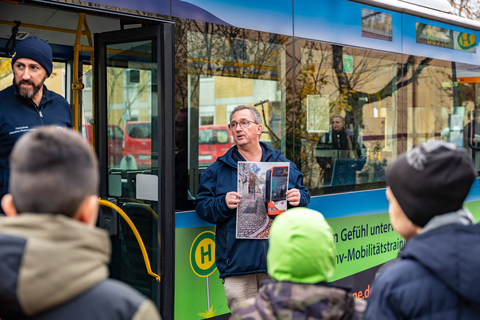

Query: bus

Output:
[264, 166, 289, 217]
[2, 0, 480, 319]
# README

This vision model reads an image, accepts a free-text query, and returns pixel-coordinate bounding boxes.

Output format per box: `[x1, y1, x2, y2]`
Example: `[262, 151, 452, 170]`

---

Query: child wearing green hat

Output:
[231, 207, 366, 320]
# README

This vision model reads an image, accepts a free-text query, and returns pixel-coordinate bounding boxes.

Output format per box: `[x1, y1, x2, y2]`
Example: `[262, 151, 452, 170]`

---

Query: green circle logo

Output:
[190, 231, 217, 277]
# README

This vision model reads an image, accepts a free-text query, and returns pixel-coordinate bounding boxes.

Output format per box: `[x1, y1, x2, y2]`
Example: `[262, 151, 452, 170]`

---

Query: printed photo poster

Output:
[236, 161, 290, 239]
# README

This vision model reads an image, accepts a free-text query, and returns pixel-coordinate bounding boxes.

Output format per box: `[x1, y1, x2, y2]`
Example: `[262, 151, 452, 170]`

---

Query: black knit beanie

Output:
[387, 141, 477, 227]
[11, 36, 53, 77]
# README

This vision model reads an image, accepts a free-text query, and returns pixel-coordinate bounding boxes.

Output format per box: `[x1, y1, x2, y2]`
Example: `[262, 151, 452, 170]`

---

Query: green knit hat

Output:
[267, 207, 336, 283]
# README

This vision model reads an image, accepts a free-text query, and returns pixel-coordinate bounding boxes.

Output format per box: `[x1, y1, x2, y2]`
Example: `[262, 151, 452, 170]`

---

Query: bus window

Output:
[265, 166, 289, 216]
[175, 19, 289, 210]
[297, 41, 401, 195]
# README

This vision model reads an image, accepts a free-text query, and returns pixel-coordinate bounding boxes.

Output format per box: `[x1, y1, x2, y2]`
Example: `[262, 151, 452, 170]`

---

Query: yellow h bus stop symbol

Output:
[190, 231, 217, 277]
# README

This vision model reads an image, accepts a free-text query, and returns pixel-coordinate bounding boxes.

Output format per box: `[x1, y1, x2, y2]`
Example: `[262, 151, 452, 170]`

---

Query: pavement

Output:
[236, 193, 270, 238]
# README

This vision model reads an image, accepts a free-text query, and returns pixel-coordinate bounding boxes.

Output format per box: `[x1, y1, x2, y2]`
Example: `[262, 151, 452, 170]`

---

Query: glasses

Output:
[229, 120, 257, 130]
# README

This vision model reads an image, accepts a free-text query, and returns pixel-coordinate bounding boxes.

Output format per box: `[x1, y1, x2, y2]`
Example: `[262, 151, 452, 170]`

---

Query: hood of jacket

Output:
[218, 142, 281, 168]
[399, 209, 480, 307]
[0, 214, 110, 318]
[267, 207, 336, 283]
[234, 281, 365, 319]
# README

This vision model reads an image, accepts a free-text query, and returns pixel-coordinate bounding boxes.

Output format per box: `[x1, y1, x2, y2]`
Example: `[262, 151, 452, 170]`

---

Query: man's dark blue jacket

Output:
[0, 84, 72, 199]
[194, 142, 310, 278]
[365, 222, 480, 319]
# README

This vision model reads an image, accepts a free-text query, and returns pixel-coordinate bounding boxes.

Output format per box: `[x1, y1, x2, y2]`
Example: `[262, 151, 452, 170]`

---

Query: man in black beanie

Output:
[365, 140, 480, 320]
[0, 36, 72, 213]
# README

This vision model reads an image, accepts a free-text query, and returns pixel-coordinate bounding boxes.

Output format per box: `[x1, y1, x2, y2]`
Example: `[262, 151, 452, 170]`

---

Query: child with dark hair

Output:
[0, 127, 161, 320]
[366, 140, 480, 319]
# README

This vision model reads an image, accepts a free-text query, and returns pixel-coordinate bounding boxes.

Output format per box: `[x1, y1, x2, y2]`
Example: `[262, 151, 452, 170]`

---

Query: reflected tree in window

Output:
[290, 40, 433, 192]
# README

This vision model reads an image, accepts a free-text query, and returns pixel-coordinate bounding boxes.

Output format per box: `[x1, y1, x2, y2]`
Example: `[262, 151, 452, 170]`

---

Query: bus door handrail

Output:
[98, 198, 161, 283]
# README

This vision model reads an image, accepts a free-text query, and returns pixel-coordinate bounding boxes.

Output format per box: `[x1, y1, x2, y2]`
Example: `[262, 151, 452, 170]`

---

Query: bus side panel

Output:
[173, 196, 480, 318]
[175, 226, 228, 319]
[324, 212, 403, 282]
[464, 200, 480, 221]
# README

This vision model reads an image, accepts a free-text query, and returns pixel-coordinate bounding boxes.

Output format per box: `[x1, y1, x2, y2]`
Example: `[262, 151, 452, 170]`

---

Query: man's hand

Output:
[226, 192, 242, 209]
[286, 188, 301, 207]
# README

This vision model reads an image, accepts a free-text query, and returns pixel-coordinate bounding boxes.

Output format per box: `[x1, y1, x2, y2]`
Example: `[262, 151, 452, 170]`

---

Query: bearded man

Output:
[0, 36, 72, 212]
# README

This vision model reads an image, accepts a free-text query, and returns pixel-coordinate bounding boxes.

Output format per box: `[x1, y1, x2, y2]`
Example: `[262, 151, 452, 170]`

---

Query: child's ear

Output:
[74, 196, 99, 227]
[2, 194, 18, 217]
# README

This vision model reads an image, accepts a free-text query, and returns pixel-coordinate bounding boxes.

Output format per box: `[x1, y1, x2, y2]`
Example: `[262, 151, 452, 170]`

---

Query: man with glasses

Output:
[194, 105, 310, 313]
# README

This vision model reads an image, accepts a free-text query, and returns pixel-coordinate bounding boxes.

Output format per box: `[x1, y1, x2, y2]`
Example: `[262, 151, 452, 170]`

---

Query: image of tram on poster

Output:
[236, 162, 290, 239]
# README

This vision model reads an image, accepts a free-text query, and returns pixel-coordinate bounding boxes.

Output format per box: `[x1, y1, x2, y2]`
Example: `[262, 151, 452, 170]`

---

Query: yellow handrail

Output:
[83, 18, 95, 149]
[72, 13, 86, 131]
[98, 199, 161, 282]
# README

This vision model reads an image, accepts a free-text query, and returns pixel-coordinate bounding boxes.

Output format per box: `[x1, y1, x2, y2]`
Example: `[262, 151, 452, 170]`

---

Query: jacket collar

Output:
[219, 141, 281, 168]
[12, 80, 51, 106]
[421, 208, 475, 234]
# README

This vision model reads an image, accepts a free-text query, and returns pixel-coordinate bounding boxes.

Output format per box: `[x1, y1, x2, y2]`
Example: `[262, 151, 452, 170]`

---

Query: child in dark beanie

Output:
[365, 140, 480, 320]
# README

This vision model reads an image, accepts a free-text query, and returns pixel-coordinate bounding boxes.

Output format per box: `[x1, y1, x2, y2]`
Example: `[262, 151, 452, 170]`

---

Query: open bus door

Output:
[94, 25, 175, 319]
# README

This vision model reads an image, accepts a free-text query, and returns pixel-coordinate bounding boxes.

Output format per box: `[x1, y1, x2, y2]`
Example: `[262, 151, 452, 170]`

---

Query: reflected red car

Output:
[83, 123, 124, 166]
[123, 121, 152, 168]
[199, 125, 235, 166]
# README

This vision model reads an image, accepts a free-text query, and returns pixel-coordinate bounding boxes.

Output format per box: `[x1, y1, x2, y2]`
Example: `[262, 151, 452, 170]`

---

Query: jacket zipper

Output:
[226, 229, 229, 267]
[262, 240, 267, 267]
[38, 110, 44, 126]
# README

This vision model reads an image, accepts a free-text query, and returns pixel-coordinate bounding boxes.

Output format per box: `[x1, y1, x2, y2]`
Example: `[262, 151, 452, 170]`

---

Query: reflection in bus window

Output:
[123, 121, 152, 169]
[298, 41, 400, 195]
[199, 127, 230, 144]
[174, 19, 289, 209]
[406, 59, 480, 172]
[198, 125, 235, 166]
[127, 122, 151, 139]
